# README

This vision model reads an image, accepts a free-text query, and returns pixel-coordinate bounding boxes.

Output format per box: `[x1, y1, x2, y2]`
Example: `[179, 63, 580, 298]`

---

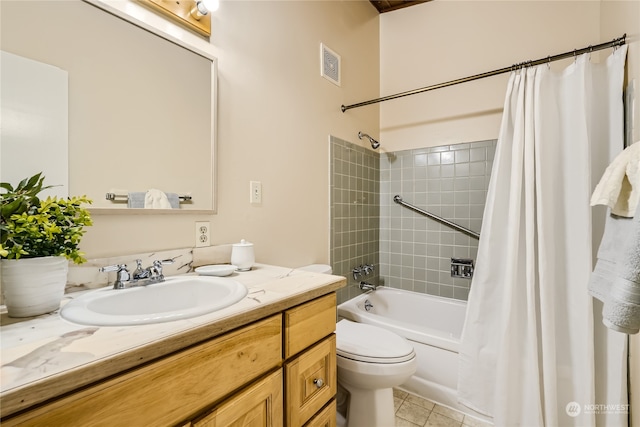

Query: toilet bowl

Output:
[336, 319, 417, 427]
[297, 265, 415, 426]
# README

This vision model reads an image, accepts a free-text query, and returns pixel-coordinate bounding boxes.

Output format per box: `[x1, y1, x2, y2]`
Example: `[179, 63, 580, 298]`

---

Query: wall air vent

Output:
[320, 43, 341, 86]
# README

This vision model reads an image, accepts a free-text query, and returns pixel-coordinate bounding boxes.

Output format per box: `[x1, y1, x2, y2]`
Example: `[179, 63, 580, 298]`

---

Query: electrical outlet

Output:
[195, 221, 210, 248]
[250, 181, 262, 204]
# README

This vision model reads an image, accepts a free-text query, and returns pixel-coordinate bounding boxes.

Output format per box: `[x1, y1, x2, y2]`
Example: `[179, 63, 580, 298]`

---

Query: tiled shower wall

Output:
[330, 136, 380, 305]
[330, 137, 496, 304]
[379, 140, 496, 300]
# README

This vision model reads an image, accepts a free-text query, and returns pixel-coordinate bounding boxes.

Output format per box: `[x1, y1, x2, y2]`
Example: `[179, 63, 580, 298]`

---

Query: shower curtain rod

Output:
[341, 34, 626, 112]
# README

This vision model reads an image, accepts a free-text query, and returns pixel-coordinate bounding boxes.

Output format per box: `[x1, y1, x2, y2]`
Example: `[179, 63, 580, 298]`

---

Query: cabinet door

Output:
[194, 370, 283, 427]
[3, 315, 282, 427]
[285, 335, 337, 427]
[303, 400, 336, 427]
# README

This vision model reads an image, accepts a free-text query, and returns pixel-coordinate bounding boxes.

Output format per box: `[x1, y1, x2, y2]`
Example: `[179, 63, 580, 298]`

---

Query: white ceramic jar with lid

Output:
[231, 239, 255, 271]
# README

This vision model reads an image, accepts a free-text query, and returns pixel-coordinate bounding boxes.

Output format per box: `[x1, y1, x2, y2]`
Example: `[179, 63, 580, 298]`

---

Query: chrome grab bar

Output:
[393, 195, 480, 240]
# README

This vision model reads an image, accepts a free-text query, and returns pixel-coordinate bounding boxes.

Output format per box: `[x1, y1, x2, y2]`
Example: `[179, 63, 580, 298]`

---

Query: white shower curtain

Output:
[458, 46, 628, 427]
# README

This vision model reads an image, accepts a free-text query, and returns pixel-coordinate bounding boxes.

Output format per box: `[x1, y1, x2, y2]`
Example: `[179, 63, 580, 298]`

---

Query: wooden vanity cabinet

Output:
[196, 292, 338, 427]
[2, 293, 338, 427]
[304, 400, 337, 427]
[192, 369, 284, 427]
[283, 293, 337, 427]
[285, 336, 336, 426]
[2, 315, 283, 427]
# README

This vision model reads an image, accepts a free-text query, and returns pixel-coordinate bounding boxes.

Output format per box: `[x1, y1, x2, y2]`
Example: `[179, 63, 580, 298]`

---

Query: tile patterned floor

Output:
[393, 389, 492, 427]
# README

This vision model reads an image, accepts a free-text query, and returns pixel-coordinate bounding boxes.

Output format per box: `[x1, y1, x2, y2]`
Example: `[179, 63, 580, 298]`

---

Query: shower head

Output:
[358, 131, 380, 150]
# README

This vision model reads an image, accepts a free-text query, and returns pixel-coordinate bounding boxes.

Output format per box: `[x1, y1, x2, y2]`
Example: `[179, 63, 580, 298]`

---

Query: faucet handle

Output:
[363, 264, 375, 275]
[99, 264, 130, 289]
[352, 266, 363, 281]
[151, 259, 174, 280]
[99, 263, 126, 273]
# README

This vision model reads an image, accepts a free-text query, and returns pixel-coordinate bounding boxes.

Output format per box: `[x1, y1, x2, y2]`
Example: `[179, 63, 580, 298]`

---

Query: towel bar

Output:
[105, 193, 192, 202]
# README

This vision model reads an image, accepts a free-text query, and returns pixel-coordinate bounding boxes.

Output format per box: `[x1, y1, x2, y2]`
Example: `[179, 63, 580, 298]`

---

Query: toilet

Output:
[297, 265, 417, 427]
[335, 319, 416, 427]
[296, 264, 334, 274]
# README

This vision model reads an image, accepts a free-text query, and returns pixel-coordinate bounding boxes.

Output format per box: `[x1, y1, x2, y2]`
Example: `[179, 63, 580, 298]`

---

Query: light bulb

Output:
[191, 0, 219, 20]
[200, 0, 219, 13]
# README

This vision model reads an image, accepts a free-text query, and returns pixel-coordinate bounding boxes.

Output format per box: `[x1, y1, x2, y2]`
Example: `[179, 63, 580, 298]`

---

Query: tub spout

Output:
[359, 281, 379, 292]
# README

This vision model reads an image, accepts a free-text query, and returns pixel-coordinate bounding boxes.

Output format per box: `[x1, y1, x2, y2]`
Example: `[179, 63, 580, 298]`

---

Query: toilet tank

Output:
[298, 264, 332, 274]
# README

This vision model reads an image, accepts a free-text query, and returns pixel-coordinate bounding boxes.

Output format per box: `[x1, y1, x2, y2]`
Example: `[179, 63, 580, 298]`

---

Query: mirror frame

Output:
[83, 0, 217, 215]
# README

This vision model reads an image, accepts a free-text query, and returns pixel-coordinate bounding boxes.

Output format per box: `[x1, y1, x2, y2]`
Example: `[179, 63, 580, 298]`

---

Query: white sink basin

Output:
[61, 276, 248, 326]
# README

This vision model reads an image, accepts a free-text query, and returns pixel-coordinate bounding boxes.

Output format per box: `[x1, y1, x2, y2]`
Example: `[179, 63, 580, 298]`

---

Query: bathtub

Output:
[337, 287, 491, 423]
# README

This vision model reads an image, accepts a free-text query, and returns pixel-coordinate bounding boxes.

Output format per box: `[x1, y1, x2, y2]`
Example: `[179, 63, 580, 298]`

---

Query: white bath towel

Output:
[590, 140, 640, 217]
[144, 189, 172, 209]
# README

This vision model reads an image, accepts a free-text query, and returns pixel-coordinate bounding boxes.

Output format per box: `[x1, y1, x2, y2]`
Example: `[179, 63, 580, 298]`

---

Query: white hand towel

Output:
[127, 192, 146, 208]
[144, 189, 172, 209]
[165, 193, 180, 209]
[601, 201, 640, 334]
[591, 140, 640, 217]
[588, 211, 633, 302]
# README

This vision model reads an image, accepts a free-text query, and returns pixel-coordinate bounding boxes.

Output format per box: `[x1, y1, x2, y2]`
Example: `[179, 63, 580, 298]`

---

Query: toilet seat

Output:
[336, 319, 415, 364]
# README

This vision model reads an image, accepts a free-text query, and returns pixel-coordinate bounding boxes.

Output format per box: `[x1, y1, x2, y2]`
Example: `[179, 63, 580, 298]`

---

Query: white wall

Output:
[379, 1, 601, 150]
[208, 0, 379, 266]
[80, 0, 380, 267]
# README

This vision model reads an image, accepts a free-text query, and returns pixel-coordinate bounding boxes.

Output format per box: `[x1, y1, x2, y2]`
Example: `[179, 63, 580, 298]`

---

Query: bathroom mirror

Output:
[0, 0, 217, 213]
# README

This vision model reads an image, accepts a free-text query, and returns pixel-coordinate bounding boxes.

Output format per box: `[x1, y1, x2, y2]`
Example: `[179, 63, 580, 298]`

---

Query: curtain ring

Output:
[546, 55, 551, 69]
[588, 45, 593, 61]
[573, 49, 577, 62]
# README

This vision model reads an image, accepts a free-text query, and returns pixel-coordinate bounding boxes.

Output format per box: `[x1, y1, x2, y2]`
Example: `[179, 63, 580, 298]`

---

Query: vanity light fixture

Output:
[190, 0, 219, 20]
[139, 0, 216, 37]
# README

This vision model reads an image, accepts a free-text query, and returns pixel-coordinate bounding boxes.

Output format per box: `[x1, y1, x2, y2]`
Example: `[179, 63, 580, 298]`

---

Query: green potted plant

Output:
[0, 172, 92, 317]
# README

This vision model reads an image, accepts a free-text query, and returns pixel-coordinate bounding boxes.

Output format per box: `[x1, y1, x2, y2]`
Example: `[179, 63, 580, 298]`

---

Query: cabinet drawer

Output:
[193, 369, 283, 427]
[304, 400, 336, 427]
[284, 293, 336, 359]
[3, 315, 283, 427]
[285, 335, 337, 427]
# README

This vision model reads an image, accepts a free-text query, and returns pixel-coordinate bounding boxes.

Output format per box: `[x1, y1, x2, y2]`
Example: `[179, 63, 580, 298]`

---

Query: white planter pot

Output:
[1, 256, 69, 317]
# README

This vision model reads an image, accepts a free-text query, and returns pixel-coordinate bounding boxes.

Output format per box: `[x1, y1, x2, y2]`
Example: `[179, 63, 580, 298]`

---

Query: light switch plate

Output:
[250, 181, 262, 204]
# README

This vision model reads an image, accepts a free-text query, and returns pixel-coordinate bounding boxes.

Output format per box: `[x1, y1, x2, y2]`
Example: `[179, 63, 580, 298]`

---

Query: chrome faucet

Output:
[100, 259, 173, 289]
[359, 281, 379, 292]
[132, 259, 152, 280]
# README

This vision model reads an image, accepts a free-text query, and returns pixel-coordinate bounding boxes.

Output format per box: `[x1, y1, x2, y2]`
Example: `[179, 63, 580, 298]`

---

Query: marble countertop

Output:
[0, 264, 345, 417]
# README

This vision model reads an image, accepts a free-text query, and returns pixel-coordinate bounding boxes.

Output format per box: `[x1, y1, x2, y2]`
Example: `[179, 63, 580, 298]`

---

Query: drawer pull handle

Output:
[313, 378, 324, 388]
